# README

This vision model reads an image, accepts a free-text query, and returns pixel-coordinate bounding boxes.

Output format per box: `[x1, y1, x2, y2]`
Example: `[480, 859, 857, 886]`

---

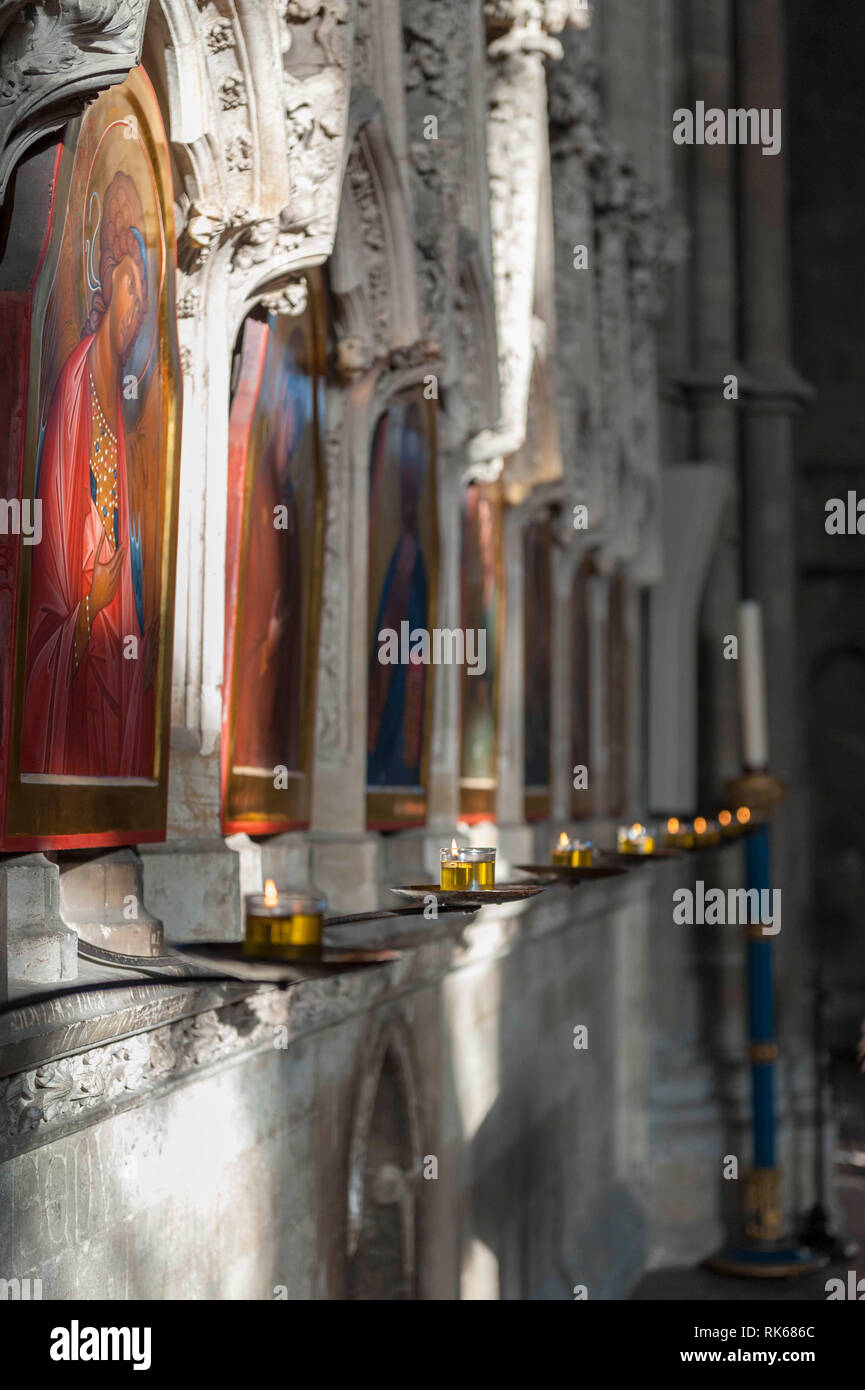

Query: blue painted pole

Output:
[746, 823, 776, 1170]
[706, 805, 824, 1273]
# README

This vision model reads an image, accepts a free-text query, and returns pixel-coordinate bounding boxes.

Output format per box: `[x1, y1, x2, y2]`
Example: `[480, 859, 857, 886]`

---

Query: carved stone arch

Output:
[330, 114, 423, 377]
[346, 1013, 425, 1300]
[119, 0, 354, 751]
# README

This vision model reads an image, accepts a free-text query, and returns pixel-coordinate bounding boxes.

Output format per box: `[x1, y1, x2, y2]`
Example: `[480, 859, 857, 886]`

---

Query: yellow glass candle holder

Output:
[617, 822, 655, 855]
[244, 881, 327, 960]
[551, 832, 594, 867]
[458, 846, 496, 889]
[440, 844, 471, 891]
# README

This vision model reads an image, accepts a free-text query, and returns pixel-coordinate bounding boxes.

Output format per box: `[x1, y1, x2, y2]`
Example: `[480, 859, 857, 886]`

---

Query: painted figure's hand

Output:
[90, 527, 124, 617]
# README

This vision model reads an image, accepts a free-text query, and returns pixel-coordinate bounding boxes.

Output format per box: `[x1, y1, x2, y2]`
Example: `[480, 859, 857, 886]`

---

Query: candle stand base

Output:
[703, 1241, 828, 1280]
[705, 1166, 829, 1278]
[798, 1202, 859, 1262]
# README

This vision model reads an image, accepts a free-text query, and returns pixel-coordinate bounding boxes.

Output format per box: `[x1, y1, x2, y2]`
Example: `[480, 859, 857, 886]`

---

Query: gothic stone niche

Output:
[459, 479, 504, 823]
[222, 276, 326, 833]
[366, 386, 439, 830]
[0, 67, 182, 849]
[347, 1020, 423, 1300]
[523, 511, 552, 822]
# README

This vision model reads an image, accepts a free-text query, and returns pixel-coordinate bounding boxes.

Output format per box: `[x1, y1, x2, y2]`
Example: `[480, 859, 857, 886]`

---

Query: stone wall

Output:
[3, 878, 652, 1300]
[0, 0, 826, 1300]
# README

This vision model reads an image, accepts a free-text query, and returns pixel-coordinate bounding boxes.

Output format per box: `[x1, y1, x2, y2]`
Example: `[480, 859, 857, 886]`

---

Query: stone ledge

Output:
[0, 875, 644, 1161]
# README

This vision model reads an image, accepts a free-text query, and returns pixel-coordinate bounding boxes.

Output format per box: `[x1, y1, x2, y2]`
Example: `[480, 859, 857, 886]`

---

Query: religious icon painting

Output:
[459, 480, 504, 823]
[222, 282, 326, 834]
[523, 512, 552, 822]
[366, 388, 439, 830]
[570, 555, 593, 820]
[0, 68, 182, 849]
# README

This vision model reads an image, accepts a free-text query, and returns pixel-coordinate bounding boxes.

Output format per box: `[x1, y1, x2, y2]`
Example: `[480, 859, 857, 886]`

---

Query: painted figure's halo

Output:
[81, 117, 165, 389]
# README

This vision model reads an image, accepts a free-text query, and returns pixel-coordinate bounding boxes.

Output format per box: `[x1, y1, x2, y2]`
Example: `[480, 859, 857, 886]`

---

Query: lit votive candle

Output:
[458, 845, 497, 889]
[244, 880, 326, 960]
[664, 817, 694, 849]
[441, 840, 471, 891]
[718, 809, 735, 836]
[618, 822, 656, 855]
[552, 832, 594, 867]
[694, 816, 721, 846]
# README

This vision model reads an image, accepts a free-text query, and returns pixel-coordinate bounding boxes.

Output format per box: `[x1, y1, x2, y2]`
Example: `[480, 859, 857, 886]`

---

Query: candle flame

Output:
[264, 878, 278, 908]
[451, 838, 459, 856]
[667, 817, 680, 834]
[558, 831, 570, 847]
[719, 809, 732, 826]
[694, 817, 707, 834]
[736, 806, 751, 825]
[631, 823, 644, 837]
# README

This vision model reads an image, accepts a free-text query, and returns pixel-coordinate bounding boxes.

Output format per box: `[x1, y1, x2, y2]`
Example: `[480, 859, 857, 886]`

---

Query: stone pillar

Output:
[688, 0, 742, 801]
[548, 27, 605, 523]
[496, 504, 532, 866]
[428, 451, 462, 831]
[550, 536, 574, 824]
[736, 0, 812, 1055]
[310, 373, 381, 911]
[737, 0, 801, 780]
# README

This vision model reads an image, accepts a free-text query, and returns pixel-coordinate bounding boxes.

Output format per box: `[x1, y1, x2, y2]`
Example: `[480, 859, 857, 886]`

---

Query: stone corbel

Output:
[484, 1, 591, 58]
[0, 0, 148, 202]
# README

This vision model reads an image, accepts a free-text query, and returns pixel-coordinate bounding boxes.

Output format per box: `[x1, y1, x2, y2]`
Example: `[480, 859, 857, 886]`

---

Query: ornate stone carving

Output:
[176, 199, 233, 275]
[281, 0, 353, 233]
[0, 968, 392, 1155]
[316, 417, 351, 760]
[0, 0, 148, 200]
[387, 339, 440, 373]
[256, 276, 309, 316]
[334, 334, 373, 380]
[218, 70, 246, 109]
[205, 17, 234, 54]
[225, 131, 252, 173]
[350, 0, 374, 87]
[345, 139, 390, 353]
[402, 1, 466, 358]
[229, 209, 306, 276]
[548, 37, 602, 162]
[175, 284, 200, 320]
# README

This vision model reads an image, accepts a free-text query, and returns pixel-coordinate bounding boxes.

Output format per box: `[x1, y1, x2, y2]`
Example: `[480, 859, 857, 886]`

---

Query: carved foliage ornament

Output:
[0, 0, 148, 201]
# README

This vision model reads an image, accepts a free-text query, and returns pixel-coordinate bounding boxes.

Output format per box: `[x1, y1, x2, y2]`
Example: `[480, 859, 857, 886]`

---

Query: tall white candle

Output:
[738, 600, 769, 769]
